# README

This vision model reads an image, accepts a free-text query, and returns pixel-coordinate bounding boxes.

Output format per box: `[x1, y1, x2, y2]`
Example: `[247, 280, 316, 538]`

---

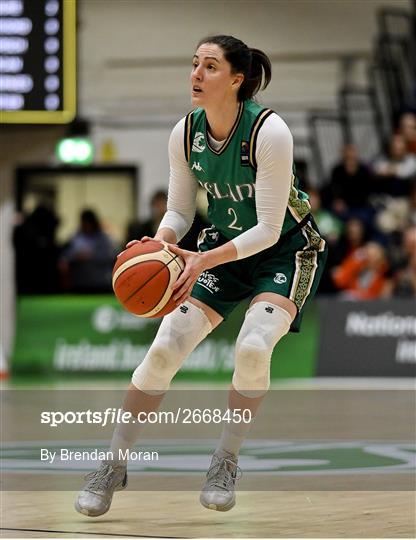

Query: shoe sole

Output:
[199, 493, 235, 512]
[74, 474, 128, 517]
[74, 500, 110, 517]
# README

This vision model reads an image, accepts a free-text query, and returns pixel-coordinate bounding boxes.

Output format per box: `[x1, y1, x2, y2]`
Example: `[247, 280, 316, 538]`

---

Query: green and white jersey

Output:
[158, 100, 328, 327]
[184, 99, 318, 248]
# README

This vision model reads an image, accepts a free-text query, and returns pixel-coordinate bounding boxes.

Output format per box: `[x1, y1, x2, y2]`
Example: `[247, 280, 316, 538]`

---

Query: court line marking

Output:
[2, 377, 413, 391]
[0, 528, 185, 539]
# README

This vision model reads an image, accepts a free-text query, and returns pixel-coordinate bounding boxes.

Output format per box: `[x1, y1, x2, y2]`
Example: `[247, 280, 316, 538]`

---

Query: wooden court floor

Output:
[1, 380, 415, 538]
[1, 489, 415, 538]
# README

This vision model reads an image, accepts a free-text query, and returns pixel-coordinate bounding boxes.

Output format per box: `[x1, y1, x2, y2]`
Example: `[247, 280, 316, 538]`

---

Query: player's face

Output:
[190, 43, 242, 108]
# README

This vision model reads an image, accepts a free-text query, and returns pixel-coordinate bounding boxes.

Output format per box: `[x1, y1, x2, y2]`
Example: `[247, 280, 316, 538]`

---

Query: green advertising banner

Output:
[12, 295, 319, 380]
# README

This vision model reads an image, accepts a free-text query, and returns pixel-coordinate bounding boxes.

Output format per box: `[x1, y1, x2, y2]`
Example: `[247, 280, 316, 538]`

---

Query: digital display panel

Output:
[0, 0, 76, 123]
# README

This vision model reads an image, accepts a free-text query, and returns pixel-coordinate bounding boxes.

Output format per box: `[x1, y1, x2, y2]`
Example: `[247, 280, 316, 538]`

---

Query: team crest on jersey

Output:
[192, 131, 205, 153]
[273, 273, 287, 284]
[240, 140, 249, 166]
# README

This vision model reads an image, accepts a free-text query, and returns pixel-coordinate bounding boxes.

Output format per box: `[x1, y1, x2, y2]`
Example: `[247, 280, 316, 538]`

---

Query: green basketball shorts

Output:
[191, 221, 328, 332]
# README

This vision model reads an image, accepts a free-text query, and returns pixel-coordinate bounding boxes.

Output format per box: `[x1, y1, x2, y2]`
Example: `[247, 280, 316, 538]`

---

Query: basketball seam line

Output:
[113, 248, 183, 292]
[122, 253, 183, 307]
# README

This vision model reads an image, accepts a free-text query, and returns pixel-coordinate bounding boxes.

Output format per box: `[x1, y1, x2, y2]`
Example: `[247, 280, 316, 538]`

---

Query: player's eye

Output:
[192, 62, 198, 69]
[208, 64, 216, 70]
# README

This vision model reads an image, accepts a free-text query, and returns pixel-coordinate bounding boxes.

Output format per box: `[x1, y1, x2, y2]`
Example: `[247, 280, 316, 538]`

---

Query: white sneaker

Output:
[75, 461, 127, 517]
[200, 451, 241, 512]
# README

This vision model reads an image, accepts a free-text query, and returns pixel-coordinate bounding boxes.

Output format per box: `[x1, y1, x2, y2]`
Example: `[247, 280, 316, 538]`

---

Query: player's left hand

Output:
[168, 244, 207, 305]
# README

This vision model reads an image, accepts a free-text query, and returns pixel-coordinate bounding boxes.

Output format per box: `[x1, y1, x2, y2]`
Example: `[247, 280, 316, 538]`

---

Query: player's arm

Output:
[156, 118, 197, 243]
[153, 227, 177, 244]
[229, 113, 293, 258]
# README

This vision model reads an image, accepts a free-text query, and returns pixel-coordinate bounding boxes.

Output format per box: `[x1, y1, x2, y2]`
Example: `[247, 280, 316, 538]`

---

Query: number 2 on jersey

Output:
[227, 207, 242, 231]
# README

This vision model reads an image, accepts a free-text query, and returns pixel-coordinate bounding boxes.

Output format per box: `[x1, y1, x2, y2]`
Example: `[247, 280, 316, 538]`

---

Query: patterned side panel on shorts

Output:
[303, 223, 326, 252]
[288, 182, 311, 222]
[288, 184, 325, 253]
[289, 250, 319, 311]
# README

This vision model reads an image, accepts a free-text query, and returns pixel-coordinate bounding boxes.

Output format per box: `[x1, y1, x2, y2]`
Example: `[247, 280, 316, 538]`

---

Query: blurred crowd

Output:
[310, 110, 416, 299]
[13, 207, 118, 294]
[13, 110, 416, 299]
[13, 189, 207, 294]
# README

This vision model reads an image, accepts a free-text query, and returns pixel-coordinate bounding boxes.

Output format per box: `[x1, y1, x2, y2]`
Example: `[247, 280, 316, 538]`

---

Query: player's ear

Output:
[232, 73, 244, 91]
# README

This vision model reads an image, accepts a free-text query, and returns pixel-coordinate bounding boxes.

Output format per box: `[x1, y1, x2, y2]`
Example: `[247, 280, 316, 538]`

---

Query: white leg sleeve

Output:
[132, 301, 212, 394]
[232, 301, 292, 398]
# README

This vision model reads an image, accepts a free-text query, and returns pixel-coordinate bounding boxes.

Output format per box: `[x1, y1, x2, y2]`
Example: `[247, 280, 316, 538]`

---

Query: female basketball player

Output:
[76, 35, 327, 516]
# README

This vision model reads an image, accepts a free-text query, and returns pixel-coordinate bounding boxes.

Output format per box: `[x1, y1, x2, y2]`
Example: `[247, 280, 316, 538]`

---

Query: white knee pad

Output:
[232, 301, 292, 398]
[132, 301, 212, 394]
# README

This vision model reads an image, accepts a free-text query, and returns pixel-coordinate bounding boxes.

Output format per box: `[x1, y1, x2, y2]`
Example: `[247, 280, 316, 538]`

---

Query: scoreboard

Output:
[0, 0, 76, 124]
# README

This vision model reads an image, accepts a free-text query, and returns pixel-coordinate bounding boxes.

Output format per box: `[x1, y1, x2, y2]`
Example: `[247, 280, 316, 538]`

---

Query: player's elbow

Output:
[258, 222, 281, 248]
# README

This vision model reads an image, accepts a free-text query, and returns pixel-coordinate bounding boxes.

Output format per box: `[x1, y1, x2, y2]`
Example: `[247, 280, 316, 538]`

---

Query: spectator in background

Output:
[332, 241, 389, 300]
[309, 187, 343, 245]
[330, 217, 368, 265]
[325, 144, 374, 224]
[59, 209, 117, 292]
[388, 249, 416, 297]
[319, 216, 368, 295]
[127, 190, 167, 242]
[384, 226, 416, 298]
[375, 179, 416, 235]
[398, 111, 416, 155]
[373, 133, 416, 184]
[391, 224, 416, 281]
[401, 226, 416, 265]
[13, 204, 60, 294]
[409, 180, 416, 226]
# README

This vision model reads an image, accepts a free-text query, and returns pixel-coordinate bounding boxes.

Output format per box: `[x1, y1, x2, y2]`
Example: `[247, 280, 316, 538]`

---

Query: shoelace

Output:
[207, 457, 242, 490]
[84, 465, 116, 492]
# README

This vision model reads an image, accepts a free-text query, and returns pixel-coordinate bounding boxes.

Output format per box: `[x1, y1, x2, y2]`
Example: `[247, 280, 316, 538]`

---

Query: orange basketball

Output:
[112, 240, 185, 318]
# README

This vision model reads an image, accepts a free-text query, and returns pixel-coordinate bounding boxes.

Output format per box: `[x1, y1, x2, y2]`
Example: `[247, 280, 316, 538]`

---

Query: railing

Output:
[375, 8, 415, 117]
[369, 61, 394, 141]
[308, 112, 345, 183]
[307, 7, 414, 187]
[339, 87, 383, 162]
